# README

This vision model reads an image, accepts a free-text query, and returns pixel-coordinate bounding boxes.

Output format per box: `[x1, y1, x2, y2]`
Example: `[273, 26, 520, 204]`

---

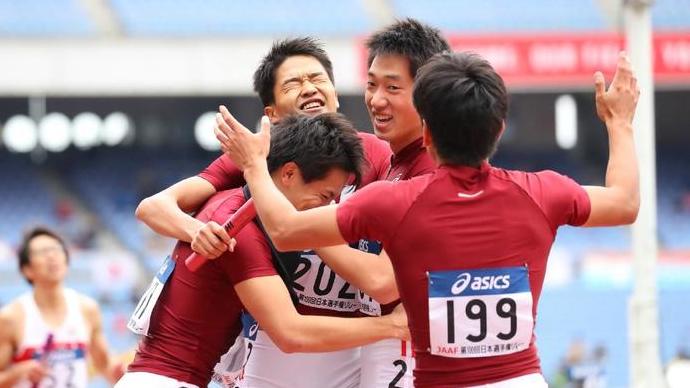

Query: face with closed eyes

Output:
[273, 162, 350, 210]
[265, 55, 340, 123]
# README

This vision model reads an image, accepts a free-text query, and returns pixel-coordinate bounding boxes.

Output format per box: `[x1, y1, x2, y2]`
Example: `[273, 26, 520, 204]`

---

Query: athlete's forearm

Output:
[271, 314, 406, 353]
[136, 194, 203, 242]
[604, 119, 639, 217]
[584, 119, 639, 226]
[315, 246, 398, 304]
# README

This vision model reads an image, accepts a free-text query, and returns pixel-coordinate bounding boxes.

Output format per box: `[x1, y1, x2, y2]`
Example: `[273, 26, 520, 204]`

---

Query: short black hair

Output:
[413, 52, 508, 166]
[267, 113, 364, 187]
[253, 37, 335, 107]
[17, 226, 69, 285]
[366, 18, 450, 78]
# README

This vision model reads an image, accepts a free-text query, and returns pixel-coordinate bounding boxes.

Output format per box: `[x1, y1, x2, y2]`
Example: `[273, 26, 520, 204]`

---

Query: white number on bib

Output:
[128, 255, 175, 336]
[292, 251, 360, 312]
[427, 266, 533, 358]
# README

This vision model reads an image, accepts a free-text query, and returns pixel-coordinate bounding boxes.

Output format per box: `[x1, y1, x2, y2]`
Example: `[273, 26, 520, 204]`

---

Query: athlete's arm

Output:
[135, 177, 235, 258]
[583, 52, 640, 227]
[315, 246, 398, 304]
[235, 276, 408, 353]
[82, 298, 124, 384]
[0, 305, 46, 387]
[135, 176, 216, 242]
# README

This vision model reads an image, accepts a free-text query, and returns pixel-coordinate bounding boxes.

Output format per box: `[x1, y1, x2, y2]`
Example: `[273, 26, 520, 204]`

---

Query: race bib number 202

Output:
[427, 266, 533, 358]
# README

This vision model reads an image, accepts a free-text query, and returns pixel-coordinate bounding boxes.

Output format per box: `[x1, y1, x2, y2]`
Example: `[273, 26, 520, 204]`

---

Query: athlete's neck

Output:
[390, 134, 422, 155]
[33, 283, 66, 312]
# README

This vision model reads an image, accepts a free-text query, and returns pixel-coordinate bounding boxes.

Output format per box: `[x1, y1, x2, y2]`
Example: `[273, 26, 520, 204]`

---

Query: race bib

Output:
[353, 239, 383, 316]
[128, 255, 175, 336]
[292, 251, 360, 312]
[427, 266, 533, 358]
[241, 311, 259, 341]
[211, 333, 250, 388]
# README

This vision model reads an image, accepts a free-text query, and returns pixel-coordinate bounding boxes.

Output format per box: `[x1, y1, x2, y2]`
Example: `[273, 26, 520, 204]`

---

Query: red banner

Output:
[360, 32, 690, 88]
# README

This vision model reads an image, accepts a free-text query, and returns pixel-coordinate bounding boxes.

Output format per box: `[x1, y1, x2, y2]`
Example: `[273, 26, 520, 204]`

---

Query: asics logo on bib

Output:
[451, 273, 510, 295]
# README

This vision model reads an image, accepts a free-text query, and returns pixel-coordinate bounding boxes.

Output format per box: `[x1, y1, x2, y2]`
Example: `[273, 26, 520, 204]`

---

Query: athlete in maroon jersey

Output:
[299, 19, 449, 387]
[118, 114, 407, 388]
[214, 51, 640, 387]
[135, 37, 392, 388]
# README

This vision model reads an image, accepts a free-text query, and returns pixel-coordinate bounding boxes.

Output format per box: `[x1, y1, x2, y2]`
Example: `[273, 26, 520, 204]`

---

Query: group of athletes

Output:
[0, 17, 640, 388]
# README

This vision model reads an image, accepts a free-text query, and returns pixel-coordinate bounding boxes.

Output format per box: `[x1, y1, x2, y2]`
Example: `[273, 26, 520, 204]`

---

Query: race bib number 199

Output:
[128, 255, 175, 336]
[427, 266, 533, 358]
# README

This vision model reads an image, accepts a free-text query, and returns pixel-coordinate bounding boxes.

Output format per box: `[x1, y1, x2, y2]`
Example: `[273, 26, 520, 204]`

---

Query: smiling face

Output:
[264, 55, 340, 122]
[365, 54, 423, 154]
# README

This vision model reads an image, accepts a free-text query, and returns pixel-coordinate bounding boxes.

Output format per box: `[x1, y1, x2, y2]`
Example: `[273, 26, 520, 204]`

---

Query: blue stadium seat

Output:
[110, 0, 371, 37]
[0, 0, 94, 36]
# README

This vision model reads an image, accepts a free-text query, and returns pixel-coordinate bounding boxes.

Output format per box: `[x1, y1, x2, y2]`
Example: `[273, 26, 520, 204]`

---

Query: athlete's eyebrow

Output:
[282, 72, 326, 87]
[367, 71, 402, 81]
[282, 76, 301, 86]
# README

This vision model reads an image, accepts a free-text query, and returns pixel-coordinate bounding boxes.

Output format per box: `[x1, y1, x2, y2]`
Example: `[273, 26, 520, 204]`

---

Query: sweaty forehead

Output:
[275, 55, 328, 82]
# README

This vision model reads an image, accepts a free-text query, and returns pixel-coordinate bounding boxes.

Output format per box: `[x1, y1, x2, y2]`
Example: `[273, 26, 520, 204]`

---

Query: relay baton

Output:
[185, 198, 257, 271]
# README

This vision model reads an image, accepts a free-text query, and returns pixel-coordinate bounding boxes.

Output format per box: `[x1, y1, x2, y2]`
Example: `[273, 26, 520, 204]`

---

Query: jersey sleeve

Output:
[358, 132, 392, 187]
[198, 155, 247, 191]
[336, 180, 408, 245]
[220, 225, 276, 285]
[529, 170, 591, 228]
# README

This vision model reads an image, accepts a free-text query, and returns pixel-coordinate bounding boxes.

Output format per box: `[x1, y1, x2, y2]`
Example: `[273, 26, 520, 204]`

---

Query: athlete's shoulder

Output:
[358, 132, 391, 155]
[490, 166, 578, 191]
[0, 299, 22, 337]
[410, 152, 436, 177]
[75, 292, 99, 315]
[357, 173, 431, 204]
[196, 188, 246, 224]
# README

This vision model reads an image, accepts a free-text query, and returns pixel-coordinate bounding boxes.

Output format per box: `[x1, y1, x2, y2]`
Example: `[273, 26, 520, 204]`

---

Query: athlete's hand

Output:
[389, 303, 411, 341]
[15, 360, 48, 383]
[191, 221, 237, 259]
[594, 51, 640, 127]
[215, 105, 271, 172]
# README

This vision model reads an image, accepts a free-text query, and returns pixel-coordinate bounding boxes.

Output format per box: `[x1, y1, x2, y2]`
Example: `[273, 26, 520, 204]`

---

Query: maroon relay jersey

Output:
[199, 131, 391, 318]
[128, 189, 276, 387]
[369, 137, 436, 316]
[337, 163, 591, 387]
[382, 137, 436, 182]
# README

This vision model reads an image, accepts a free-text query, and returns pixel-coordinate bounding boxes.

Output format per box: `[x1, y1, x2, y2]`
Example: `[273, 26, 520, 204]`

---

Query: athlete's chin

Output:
[373, 128, 394, 143]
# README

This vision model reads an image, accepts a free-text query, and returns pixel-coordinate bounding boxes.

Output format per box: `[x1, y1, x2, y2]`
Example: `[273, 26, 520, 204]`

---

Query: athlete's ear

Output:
[264, 105, 279, 123]
[21, 265, 35, 284]
[422, 120, 440, 165]
[496, 121, 506, 141]
[422, 120, 432, 148]
[279, 162, 300, 187]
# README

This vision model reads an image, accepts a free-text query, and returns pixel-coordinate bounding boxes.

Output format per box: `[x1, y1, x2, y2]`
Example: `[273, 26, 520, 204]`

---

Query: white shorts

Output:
[468, 373, 548, 388]
[241, 330, 360, 388]
[115, 372, 199, 388]
[359, 339, 414, 388]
